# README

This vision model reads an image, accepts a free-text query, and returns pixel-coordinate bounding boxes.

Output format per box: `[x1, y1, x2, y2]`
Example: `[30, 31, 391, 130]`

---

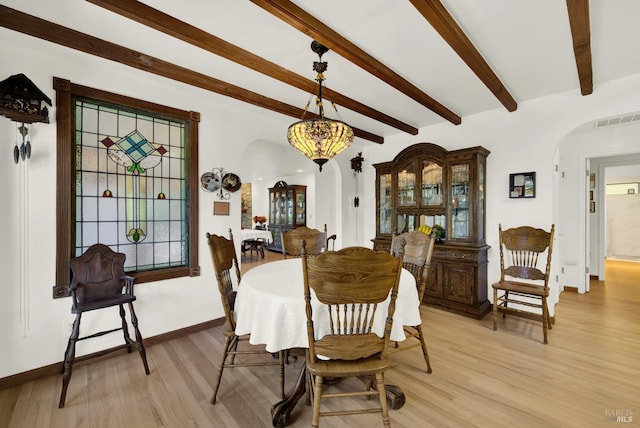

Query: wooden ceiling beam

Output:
[409, 0, 517, 112]
[250, 0, 462, 125]
[0, 5, 383, 144]
[86, 0, 417, 135]
[566, 0, 593, 95]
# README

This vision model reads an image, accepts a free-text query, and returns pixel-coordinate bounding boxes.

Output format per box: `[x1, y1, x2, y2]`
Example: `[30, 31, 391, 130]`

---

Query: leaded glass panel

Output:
[74, 98, 189, 273]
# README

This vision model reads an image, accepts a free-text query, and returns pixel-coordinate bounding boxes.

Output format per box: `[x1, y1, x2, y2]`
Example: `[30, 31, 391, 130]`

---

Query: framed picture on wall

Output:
[509, 172, 536, 199]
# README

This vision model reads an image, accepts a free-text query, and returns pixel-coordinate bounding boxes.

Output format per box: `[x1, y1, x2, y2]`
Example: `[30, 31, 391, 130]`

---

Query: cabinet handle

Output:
[451, 252, 468, 259]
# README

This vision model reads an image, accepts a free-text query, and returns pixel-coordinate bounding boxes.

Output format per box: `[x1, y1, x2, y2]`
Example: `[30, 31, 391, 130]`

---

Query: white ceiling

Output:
[4, 0, 640, 181]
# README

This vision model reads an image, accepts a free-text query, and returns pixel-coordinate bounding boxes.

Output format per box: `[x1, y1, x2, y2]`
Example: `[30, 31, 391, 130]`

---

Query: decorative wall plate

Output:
[221, 172, 241, 192]
[201, 171, 221, 192]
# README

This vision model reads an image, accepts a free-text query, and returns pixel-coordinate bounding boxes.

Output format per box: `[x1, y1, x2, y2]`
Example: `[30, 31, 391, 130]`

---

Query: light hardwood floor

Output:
[1, 259, 638, 427]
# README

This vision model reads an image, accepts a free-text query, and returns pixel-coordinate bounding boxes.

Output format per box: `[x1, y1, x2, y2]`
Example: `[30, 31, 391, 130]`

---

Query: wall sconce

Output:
[351, 152, 364, 173]
[0, 73, 51, 163]
[351, 152, 364, 208]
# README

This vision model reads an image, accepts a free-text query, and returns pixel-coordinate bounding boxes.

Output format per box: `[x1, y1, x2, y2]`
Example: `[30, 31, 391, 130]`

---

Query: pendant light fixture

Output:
[287, 41, 354, 172]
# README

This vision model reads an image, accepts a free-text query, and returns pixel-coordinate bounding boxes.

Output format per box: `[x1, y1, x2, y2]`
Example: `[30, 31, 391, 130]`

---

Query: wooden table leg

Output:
[271, 363, 307, 427]
[384, 384, 406, 410]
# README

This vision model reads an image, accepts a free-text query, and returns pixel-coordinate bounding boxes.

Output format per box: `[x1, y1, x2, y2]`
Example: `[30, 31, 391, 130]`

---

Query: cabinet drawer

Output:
[434, 246, 488, 264]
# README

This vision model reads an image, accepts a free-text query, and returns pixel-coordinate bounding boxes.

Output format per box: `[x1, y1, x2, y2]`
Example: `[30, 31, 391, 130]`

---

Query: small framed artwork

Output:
[213, 201, 230, 215]
[589, 201, 595, 213]
[509, 172, 536, 199]
[589, 173, 596, 189]
[628, 188, 636, 195]
[589, 190, 594, 201]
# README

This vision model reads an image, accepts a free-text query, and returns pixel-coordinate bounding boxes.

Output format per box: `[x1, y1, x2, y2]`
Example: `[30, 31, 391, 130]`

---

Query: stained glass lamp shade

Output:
[287, 42, 354, 172]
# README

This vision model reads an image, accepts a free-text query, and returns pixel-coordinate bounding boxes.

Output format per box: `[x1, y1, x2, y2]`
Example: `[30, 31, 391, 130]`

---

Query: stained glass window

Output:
[53, 78, 200, 298]
[74, 99, 187, 271]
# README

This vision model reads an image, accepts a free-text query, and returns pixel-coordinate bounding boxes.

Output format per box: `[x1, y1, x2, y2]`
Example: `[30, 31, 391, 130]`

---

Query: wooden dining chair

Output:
[59, 244, 150, 408]
[492, 224, 555, 344]
[281, 225, 326, 258]
[388, 230, 436, 373]
[206, 229, 285, 404]
[302, 244, 403, 427]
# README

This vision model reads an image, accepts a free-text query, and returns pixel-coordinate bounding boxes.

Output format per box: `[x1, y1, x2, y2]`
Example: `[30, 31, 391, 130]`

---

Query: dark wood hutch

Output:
[372, 143, 491, 319]
[266, 181, 307, 252]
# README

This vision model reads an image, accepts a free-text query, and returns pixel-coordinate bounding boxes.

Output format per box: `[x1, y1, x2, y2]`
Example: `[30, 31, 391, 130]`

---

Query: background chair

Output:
[243, 238, 266, 259]
[302, 244, 403, 427]
[492, 224, 555, 344]
[324, 224, 337, 251]
[388, 230, 436, 373]
[206, 229, 285, 404]
[59, 243, 150, 408]
[281, 225, 326, 258]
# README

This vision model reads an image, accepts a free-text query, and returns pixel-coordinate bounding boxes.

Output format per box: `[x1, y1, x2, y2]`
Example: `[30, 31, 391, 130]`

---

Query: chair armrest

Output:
[121, 275, 136, 295]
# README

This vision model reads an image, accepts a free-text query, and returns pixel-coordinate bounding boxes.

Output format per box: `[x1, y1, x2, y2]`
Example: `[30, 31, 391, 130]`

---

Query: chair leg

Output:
[128, 302, 150, 374]
[119, 304, 133, 354]
[492, 288, 498, 331]
[542, 297, 549, 344]
[414, 324, 432, 373]
[545, 299, 553, 331]
[59, 313, 81, 408]
[374, 373, 391, 428]
[305, 368, 313, 406]
[503, 291, 509, 318]
[229, 335, 239, 365]
[311, 375, 323, 428]
[211, 335, 233, 404]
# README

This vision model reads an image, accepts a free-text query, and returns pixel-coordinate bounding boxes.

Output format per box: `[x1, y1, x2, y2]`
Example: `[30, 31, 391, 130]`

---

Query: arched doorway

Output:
[238, 139, 344, 249]
[555, 112, 640, 293]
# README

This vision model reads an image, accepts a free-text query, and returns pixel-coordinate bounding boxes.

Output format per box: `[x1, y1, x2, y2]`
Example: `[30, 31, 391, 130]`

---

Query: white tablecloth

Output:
[234, 258, 421, 353]
[240, 229, 273, 244]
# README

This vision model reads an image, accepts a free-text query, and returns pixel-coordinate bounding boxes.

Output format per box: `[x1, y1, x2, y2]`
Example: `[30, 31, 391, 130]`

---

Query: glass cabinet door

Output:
[273, 191, 285, 224]
[269, 192, 275, 225]
[478, 162, 485, 242]
[450, 163, 469, 240]
[286, 189, 294, 225]
[397, 163, 416, 206]
[396, 213, 418, 234]
[421, 160, 443, 206]
[379, 173, 392, 234]
[277, 190, 286, 225]
[295, 188, 306, 226]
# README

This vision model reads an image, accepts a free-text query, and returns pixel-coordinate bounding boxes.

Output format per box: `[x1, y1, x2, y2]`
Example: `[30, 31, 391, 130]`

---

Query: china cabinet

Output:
[373, 143, 490, 319]
[266, 181, 307, 252]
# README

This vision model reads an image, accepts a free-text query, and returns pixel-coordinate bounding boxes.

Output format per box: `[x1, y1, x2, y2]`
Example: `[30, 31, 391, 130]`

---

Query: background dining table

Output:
[240, 228, 273, 244]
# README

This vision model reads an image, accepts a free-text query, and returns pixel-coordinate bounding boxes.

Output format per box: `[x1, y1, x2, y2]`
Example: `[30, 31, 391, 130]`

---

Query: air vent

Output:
[595, 113, 640, 128]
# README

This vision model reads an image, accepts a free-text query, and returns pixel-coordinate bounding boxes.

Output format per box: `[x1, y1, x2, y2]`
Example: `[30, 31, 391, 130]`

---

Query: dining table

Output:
[240, 228, 273, 244]
[234, 257, 421, 427]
